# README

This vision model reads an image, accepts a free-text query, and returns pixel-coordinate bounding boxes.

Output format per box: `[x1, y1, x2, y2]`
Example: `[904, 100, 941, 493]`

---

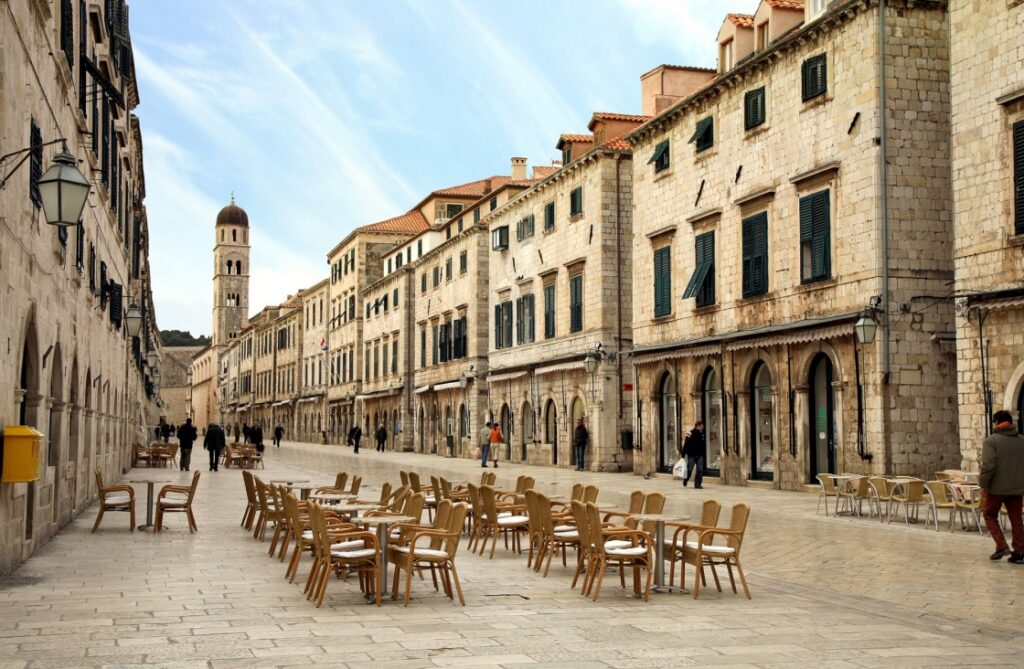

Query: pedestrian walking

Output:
[980, 410, 1024, 562]
[242, 423, 250, 444]
[573, 417, 589, 471]
[681, 420, 706, 489]
[351, 424, 362, 454]
[478, 422, 492, 467]
[176, 418, 198, 471]
[160, 421, 171, 443]
[204, 422, 226, 472]
[154, 425, 161, 442]
[273, 424, 284, 448]
[253, 424, 265, 453]
[233, 423, 240, 443]
[488, 422, 503, 468]
[376, 424, 387, 452]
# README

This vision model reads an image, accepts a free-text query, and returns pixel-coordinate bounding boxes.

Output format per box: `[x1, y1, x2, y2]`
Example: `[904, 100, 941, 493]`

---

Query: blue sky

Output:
[134, 0, 760, 336]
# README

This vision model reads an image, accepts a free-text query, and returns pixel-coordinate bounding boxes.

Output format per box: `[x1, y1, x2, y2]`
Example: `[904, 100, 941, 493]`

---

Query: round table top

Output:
[309, 493, 355, 502]
[361, 514, 415, 526]
[271, 479, 310, 485]
[630, 513, 692, 522]
[127, 479, 172, 484]
[327, 503, 382, 512]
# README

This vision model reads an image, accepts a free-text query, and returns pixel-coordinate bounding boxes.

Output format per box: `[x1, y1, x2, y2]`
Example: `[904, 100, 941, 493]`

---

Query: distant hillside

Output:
[160, 330, 211, 347]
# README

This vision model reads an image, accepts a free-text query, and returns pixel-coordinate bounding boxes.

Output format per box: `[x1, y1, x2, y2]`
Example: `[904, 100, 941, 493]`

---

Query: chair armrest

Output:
[602, 530, 652, 548]
[670, 522, 714, 544]
[602, 511, 633, 523]
[495, 502, 527, 513]
[101, 485, 135, 495]
[693, 527, 741, 547]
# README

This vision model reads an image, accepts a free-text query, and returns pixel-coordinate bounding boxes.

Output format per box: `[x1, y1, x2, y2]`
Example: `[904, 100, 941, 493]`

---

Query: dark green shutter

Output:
[29, 122, 42, 207]
[653, 247, 671, 316]
[1014, 120, 1024, 235]
[503, 302, 513, 348]
[811, 191, 830, 279]
[525, 294, 535, 342]
[742, 212, 768, 297]
[803, 55, 827, 101]
[544, 284, 555, 339]
[494, 304, 502, 349]
[745, 87, 765, 130]
[569, 276, 583, 332]
[515, 297, 524, 345]
[682, 233, 713, 300]
[109, 281, 122, 326]
[545, 201, 555, 229]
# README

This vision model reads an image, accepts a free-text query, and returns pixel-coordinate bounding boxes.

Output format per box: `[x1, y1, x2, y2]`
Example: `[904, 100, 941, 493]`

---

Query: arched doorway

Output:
[808, 354, 836, 479]
[520, 401, 534, 462]
[83, 370, 93, 498]
[499, 404, 511, 460]
[701, 367, 723, 477]
[68, 357, 81, 510]
[430, 405, 438, 453]
[417, 405, 425, 453]
[391, 409, 400, 449]
[657, 372, 677, 473]
[569, 397, 585, 468]
[750, 361, 774, 481]
[1018, 381, 1023, 435]
[48, 344, 64, 524]
[544, 399, 558, 465]
[19, 319, 41, 541]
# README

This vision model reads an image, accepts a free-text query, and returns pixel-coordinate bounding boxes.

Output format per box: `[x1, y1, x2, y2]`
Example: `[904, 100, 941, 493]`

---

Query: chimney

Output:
[511, 157, 527, 181]
[640, 65, 717, 117]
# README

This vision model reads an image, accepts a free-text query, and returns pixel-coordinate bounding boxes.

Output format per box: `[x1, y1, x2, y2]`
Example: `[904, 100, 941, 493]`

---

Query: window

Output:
[445, 257, 452, 281]
[683, 231, 715, 307]
[544, 201, 555, 231]
[433, 266, 440, 287]
[744, 87, 766, 130]
[720, 38, 734, 72]
[649, 140, 670, 173]
[802, 54, 828, 101]
[494, 300, 513, 349]
[756, 21, 770, 51]
[459, 250, 468, 274]
[76, 220, 86, 270]
[473, 208, 480, 224]
[808, 0, 830, 18]
[742, 212, 769, 297]
[569, 275, 583, 333]
[453, 317, 467, 358]
[492, 226, 509, 250]
[348, 295, 355, 320]
[421, 273, 427, 293]
[392, 340, 398, 374]
[490, 196, 498, 212]
[439, 322, 450, 363]
[516, 214, 535, 240]
[382, 294, 389, 311]
[457, 218, 464, 233]
[690, 117, 714, 153]
[446, 227, 451, 240]
[543, 283, 556, 339]
[381, 344, 387, 377]
[431, 324, 439, 364]
[60, 0, 74, 69]
[653, 246, 672, 317]
[420, 329, 426, 368]
[395, 254, 403, 268]
[393, 287, 399, 307]
[570, 187, 583, 217]
[446, 203, 463, 218]
[800, 190, 831, 283]
[387, 258, 392, 274]
[562, 146, 572, 165]
[29, 121, 42, 208]
[523, 294, 535, 343]
[1014, 120, 1024, 235]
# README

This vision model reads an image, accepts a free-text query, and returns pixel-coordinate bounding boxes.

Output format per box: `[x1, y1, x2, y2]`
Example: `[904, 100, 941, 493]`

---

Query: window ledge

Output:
[651, 313, 674, 324]
[653, 168, 674, 182]
[737, 291, 773, 306]
[744, 123, 769, 139]
[645, 224, 677, 240]
[542, 226, 556, 235]
[569, 213, 584, 223]
[801, 92, 832, 112]
[693, 303, 720, 316]
[796, 276, 838, 293]
[693, 148, 717, 164]
[1007, 232, 1024, 247]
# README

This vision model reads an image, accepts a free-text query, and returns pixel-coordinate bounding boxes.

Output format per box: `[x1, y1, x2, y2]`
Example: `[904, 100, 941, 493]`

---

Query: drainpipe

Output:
[878, 0, 893, 473]
[615, 155, 625, 423]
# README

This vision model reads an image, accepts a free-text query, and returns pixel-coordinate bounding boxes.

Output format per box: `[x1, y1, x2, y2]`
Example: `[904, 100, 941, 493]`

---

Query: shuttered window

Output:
[473, 208, 480, 224]
[392, 340, 398, 373]
[515, 297, 524, 345]
[544, 201, 555, 230]
[459, 250, 468, 274]
[101, 95, 109, 186]
[453, 319, 463, 359]
[421, 273, 427, 293]
[60, 0, 74, 69]
[744, 87, 766, 130]
[108, 281, 123, 327]
[524, 294, 535, 343]
[75, 220, 85, 270]
[802, 54, 827, 101]
[689, 117, 714, 153]
[420, 329, 426, 368]
[432, 324, 438, 365]
[445, 257, 452, 281]
[653, 246, 671, 317]
[569, 275, 583, 333]
[799, 190, 831, 283]
[393, 287, 399, 307]
[439, 323, 449, 363]
[544, 283, 556, 339]
[502, 301, 513, 349]
[570, 187, 583, 217]
[492, 226, 509, 250]
[29, 122, 42, 208]
[741, 212, 769, 297]
[1014, 120, 1024, 235]
[649, 140, 670, 173]
[682, 232, 715, 307]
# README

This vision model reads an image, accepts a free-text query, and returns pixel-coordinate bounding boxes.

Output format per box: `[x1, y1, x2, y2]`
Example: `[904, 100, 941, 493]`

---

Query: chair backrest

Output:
[283, 490, 303, 531]
[634, 492, 665, 533]
[582, 485, 599, 504]
[585, 502, 617, 551]
[431, 476, 443, 502]
[349, 475, 362, 495]
[388, 488, 410, 513]
[521, 476, 535, 492]
[934, 471, 951, 482]
[852, 477, 870, 497]
[570, 483, 583, 501]
[94, 469, 105, 491]
[479, 485, 500, 524]
[627, 490, 645, 515]
[700, 498, 722, 527]
[467, 483, 484, 525]
[242, 470, 255, 504]
[399, 470, 409, 487]
[570, 500, 594, 551]
[439, 477, 452, 495]
[523, 490, 541, 539]
[513, 476, 526, 493]
[534, 491, 556, 538]
[402, 492, 426, 523]
[185, 471, 201, 501]
[816, 474, 837, 494]
[483, 471, 496, 486]
[334, 472, 348, 491]
[409, 472, 422, 491]
[925, 480, 952, 505]
[377, 481, 391, 504]
[903, 479, 925, 502]
[444, 502, 469, 557]
[868, 476, 890, 499]
[307, 501, 329, 562]
[253, 476, 270, 511]
[725, 503, 750, 553]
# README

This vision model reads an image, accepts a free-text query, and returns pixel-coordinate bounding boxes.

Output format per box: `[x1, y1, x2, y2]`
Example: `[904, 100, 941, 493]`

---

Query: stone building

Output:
[1, 0, 161, 575]
[486, 132, 638, 472]
[949, 0, 1024, 461]
[267, 298, 300, 436]
[159, 346, 201, 426]
[189, 344, 216, 430]
[628, 0, 958, 489]
[296, 279, 327, 442]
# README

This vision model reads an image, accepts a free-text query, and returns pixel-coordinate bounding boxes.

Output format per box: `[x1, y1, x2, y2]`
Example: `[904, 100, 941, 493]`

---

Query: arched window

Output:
[226, 260, 232, 274]
[232, 229, 237, 242]
[236, 260, 243, 274]
[701, 366, 723, 475]
[459, 404, 469, 438]
[750, 362, 774, 481]
[220, 230, 224, 241]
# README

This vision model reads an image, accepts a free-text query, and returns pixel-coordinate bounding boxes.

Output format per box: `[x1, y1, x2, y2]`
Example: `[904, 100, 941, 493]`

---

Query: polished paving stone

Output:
[0, 440, 1021, 668]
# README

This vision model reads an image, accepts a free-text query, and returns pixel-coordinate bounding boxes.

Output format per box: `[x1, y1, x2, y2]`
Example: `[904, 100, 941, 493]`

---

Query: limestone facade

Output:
[296, 279, 327, 442]
[188, 345, 216, 430]
[628, 0, 958, 489]
[0, 0, 161, 575]
[948, 0, 1024, 462]
[159, 346, 201, 426]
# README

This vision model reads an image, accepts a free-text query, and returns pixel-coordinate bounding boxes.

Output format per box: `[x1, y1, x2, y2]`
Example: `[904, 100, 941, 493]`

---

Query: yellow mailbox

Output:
[2, 426, 43, 483]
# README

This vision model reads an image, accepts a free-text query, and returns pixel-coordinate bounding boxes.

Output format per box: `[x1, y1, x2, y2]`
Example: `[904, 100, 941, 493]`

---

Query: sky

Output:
[134, 0, 761, 337]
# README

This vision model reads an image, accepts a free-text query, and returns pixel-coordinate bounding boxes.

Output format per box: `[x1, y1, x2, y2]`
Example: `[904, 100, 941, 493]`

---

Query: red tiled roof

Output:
[590, 112, 651, 124]
[431, 176, 511, 198]
[727, 13, 755, 27]
[765, 0, 804, 9]
[559, 133, 594, 143]
[358, 210, 428, 234]
[531, 165, 560, 179]
[601, 130, 633, 152]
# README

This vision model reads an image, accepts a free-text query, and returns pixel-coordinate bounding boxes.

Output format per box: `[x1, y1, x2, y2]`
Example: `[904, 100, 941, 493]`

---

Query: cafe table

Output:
[128, 478, 172, 531]
[309, 493, 357, 504]
[361, 514, 415, 597]
[630, 512, 691, 594]
[283, 483, 326, 501]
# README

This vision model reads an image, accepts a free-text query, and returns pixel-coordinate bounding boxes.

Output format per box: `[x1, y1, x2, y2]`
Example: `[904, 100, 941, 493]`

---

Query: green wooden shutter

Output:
[811, 190, 830, 279]
[653, 246, 671, 316]
[494, 304, 502, 349]
[742, 212, 768, 297]
[109, 281, 122, 327]
[700, 232, 715, 305]
[1014, 120, 1024, 235]
[503, 301, 513, 347]
[569, 275, 583, 332]
[544, 284, 555, 338]
[515, 297, 524, 345]
[526, 294, 535, 342]
[741, 217, 754, 297]
[683, 233, 713, 300]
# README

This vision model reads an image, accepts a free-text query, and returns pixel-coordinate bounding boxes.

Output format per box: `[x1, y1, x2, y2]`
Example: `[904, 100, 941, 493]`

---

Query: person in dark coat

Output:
[160, 421, 171, 443]
[273, 424, 284, 448]
[681, 421, 706, 488]
[242, 423, 250, 444]
[253, 424, 265, 453]
[204, 422, 226, 472]
[981, 410, 1024, 562]
[176, 418, 198, 471]
[351, 424, 363, 454]
[233, 423, 240, 443]
[573, 417, 590, 472]
[376, 424, 387, 452]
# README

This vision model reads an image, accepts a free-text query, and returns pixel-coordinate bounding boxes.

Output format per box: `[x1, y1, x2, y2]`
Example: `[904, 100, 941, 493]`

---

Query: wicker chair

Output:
[924, 480, 956, 531]
[888, 479, 926, 524]
[667, 499, 721, 587]
[866, 477, 893, 522]
[240, 470, 258, 530]
[586, 502, 653, 602]
[91, 470, 136, 532]
[479, 485, 528, 558]
[678, 502, 751, 600]
[307, 501, 380, 607]
[815, 474, 838, 516]
[389, 500, 469, 606]
[154, 471, 200, 533]
[531, 490, 580, 576]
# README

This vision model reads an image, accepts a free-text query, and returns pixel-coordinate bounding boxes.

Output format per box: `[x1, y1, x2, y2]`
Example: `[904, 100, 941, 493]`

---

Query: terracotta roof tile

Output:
[559, 133, 594, 143]
[601, 130, 633, 152]
[765, 0, 804, 9]
[727, 13, 755, 27]
[531, 165, 560, 179]
[358, 210, 428, 235]
[431, 176, 511, 198]
[590, 112, 652, 124]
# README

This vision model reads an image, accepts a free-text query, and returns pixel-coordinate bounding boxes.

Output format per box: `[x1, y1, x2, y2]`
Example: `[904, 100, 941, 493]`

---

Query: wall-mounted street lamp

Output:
[584, 343, 615, 401]
[2, 140, 91, 227]
[855, 309, 879, 344]
[853, 296, 881, 462]
[125, 304, 144, 337]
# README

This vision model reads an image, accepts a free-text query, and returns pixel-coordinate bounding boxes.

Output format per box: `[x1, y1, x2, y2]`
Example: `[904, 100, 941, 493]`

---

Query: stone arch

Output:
[520, 400, 534, 461]
[18, 311, 41, 541]
[48, 342, 64, 524]
[1000, 359, 1024, 426]
[796, 339, 846, 387]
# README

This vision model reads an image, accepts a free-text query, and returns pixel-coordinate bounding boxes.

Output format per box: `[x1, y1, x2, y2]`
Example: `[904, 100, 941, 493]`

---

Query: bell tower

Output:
[212, 195, 250, 349]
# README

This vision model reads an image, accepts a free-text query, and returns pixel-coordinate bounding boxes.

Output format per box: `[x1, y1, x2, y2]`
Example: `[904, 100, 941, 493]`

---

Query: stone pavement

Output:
[1, 440, 1022, 669]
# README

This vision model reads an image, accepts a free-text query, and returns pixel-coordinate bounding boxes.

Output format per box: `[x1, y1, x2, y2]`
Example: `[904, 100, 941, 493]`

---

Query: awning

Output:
[488, 371, 528, 383]
[297, 397, 319, 404]
[633, 345, 720, 366]
[356, 387, 402, 401]
[272, 400, 291, 407]
[975, 295, 1024, 313]
[535, 361, 585, 376]
[726, 322, 853, 352]
[415, 385, 433, 394]
[237, 404, 250, 411]
[433, 380, 462, 391]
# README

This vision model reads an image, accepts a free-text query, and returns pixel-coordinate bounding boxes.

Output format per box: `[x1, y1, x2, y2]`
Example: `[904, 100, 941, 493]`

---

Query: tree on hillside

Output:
[160, 330, 211, 347]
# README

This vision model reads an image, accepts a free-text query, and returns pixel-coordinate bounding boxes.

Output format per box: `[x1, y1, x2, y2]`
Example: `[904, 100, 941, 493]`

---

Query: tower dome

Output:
[216, 196, 249, 227]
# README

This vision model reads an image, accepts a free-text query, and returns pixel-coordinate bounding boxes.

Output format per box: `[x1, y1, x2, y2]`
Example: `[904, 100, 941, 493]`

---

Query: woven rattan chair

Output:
[480, 485, 528, 558]
[924, 480, 956, 531]
[389, 500, 469, 606]
[348, 475, 362, 495]
[586, 502, 653, 602]
[154, 471, 200, 533]
[679, 502, 751, 600]
[952, 484, 984, 532]
[284, 491, 314, 581]
[532, 491, 580, 576]
[816, 474, 838, 515]
[667, 499, 721, 587]
[240, 470, 258, 530]
[92, 470, 135, 532]
[253, 476, 283, 540]
[866, 477, 893, 522]
[837, 476, 870, 517]
[888, 479, 926, 524]
[307, 501, 381, 607]
[602, 490, 645, 525]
